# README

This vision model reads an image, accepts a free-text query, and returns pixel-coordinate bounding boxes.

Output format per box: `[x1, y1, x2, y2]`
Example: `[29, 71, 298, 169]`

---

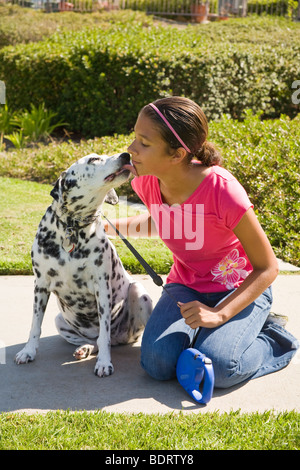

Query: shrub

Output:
[0, 16, 299, 137]
[2, 103, 67, 148]
[210, 111, 300, 267]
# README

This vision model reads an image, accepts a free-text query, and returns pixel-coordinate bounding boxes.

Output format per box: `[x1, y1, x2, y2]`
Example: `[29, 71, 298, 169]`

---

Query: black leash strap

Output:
[100, 211, 180, 306]
[101, 211, 163, 286]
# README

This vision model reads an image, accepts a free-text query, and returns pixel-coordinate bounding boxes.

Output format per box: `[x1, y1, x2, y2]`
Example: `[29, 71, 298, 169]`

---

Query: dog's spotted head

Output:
[50, 152, 134, 217]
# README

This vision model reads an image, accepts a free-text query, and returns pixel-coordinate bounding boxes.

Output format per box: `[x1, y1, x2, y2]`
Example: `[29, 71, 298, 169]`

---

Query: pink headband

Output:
[149, 103, 191, 154]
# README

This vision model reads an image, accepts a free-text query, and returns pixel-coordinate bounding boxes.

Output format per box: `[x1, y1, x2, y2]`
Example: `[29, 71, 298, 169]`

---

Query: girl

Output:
[106, 96, 298, 388]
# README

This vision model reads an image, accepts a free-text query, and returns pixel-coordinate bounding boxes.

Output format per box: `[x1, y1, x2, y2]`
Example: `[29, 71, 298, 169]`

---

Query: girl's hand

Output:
[178, 301, 225, 329]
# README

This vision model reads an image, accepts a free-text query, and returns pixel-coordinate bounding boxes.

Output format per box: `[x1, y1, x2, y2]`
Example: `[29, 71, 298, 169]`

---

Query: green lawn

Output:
[0, 409, 299, 450]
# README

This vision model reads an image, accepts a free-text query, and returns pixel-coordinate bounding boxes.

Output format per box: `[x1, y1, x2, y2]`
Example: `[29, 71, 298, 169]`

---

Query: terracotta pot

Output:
[191, 4, 209, 23]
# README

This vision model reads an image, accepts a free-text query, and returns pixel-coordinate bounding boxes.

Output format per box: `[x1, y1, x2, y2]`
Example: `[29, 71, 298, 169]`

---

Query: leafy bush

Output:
[0, 112, 299, 266]
[0, 104, 14, 149]
[0, 103, 67, 149]
[0, 16, 299, 137]
[210, 111, 300, 267]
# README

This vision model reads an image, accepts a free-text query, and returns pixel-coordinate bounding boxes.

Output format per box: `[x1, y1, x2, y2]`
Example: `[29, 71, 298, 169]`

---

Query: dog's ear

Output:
[104, 188, 119, 205]
[50, 172, 67, 202]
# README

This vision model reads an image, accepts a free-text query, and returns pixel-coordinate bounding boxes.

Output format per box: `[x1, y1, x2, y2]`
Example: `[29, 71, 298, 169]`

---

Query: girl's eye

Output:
[141, 142, 149, 147]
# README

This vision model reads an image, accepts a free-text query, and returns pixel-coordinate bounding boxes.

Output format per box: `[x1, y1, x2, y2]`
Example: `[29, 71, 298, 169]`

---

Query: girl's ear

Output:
[171, 147, 188, 165]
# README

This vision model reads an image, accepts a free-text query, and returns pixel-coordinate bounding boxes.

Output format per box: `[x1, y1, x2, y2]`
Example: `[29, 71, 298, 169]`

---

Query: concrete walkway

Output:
[0, 267, 299, 414]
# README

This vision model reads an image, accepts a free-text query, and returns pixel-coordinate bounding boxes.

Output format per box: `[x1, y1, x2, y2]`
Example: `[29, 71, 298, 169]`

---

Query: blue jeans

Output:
[141, 283, 299, 388]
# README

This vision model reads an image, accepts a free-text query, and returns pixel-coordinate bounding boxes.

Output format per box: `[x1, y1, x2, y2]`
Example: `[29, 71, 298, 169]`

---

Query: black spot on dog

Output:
[35, 286, 48, 295]
[44, 241, 60, 259]
[74, 204, 87, 212]
[47, 268, 58, 277]
[73, 278, 87, 289]
[64, 296, 76, 307]
[79, 230, 86, 240]
[94, 255, 103, 267]
[87, 156, 101, 164]
[70, 195, 84, 205]
[34, 268, 41, 278]
[99, 306, 104, 317]
[65, 178, 79, 190]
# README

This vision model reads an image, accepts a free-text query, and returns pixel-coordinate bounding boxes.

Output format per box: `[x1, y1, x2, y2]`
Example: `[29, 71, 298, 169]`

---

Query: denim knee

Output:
[211, 355, 241, 389]
[141, 342, 178, 381]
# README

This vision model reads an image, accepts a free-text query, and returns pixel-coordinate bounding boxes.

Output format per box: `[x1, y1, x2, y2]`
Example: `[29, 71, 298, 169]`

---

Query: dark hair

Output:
[141, 96, 222, 167]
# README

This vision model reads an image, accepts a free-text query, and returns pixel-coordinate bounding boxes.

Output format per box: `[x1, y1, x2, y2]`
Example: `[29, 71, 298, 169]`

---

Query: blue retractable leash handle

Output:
[176, 348, 214, 404]
[101, 211, 215, 404]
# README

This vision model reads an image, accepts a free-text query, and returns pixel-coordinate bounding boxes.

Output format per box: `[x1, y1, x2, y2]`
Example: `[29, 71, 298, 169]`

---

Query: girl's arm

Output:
[103, 212, 158, 238]
[180, 208, 279, 328]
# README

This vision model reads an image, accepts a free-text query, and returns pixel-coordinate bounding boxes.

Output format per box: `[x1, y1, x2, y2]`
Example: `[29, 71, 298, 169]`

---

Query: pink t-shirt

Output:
[131, 166, 254, 293]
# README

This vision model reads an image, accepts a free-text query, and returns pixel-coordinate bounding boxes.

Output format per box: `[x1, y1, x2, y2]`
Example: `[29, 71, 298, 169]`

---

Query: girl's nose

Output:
[127, 140, 136, 155]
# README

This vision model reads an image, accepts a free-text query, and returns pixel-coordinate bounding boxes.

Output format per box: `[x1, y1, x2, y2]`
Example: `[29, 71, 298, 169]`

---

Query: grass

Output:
[0, 409, 299, 450]
[0, 176, 173, 275]
[0, 177, 51, 274]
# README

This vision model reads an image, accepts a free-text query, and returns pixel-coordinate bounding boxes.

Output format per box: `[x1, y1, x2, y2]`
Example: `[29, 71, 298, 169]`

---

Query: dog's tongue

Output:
[123, 164, 138, 177]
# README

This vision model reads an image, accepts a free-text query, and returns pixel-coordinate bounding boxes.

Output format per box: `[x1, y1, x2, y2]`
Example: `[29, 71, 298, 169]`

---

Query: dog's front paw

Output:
[73, 344, 96, 360]
[15, 346, 37, 364]
[94, 361, 114, 378]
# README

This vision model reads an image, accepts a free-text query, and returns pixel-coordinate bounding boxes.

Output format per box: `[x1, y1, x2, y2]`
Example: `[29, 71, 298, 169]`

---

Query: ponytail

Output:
[193, 141, 222, 167]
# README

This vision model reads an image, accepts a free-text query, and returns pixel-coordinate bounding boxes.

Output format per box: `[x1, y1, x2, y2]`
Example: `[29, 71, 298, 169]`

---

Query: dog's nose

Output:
[119, 152, 131, 164]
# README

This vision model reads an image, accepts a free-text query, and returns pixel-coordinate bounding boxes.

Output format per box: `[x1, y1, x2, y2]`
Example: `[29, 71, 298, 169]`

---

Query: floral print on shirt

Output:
[211, 249, 249, 290]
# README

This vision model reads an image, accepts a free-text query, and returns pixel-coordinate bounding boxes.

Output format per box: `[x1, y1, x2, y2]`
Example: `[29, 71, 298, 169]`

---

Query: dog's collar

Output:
[61, 206, 99, 228]
[62, 226, 77, 253]
[51, 206, 99, 254]
[62, 215, 100, 253]
[52, 205, 99, 229]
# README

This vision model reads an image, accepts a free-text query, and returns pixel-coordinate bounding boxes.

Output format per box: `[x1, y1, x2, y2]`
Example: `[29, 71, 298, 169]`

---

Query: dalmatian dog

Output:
[15, 152, 152, 377]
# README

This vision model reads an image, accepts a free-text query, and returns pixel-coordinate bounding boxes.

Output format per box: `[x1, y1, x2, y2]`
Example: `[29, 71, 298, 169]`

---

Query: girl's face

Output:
[127, 112, 174, 178]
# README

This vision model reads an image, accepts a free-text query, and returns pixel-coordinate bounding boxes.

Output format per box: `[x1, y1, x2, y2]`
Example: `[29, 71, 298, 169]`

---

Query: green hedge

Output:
[0, 16, 299, 137]
[210, 111, 300, 267]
